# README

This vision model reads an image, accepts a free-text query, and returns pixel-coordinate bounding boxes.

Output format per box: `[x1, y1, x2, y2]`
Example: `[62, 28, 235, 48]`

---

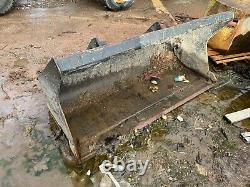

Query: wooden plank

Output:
[212, 51, 250, 61]
[208, 48, 250, 64]
[225, 108, 250, 124]
[216, 56, 250, 64]
[209, 53, 220, 57]
[207, 49, 220, 56]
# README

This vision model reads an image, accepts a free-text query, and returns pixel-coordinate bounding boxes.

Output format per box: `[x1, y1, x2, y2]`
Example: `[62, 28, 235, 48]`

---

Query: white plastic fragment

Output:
[177, 115, 184, 122]
[162, 114, 167, 121]
[241, 132, 250, 137]
[241, 132, 250, 143]
[151, 80, 158, 85]
[174, 75, 189, 83]
[86, 170, 91, 176]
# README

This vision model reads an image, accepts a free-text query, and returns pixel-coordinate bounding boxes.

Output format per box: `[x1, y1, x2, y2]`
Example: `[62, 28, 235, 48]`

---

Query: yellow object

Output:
[206, 0, 250, 54]
[208, 26, 236, 51]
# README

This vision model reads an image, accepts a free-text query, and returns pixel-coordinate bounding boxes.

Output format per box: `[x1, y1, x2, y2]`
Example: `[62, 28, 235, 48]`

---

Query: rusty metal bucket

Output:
[38, 12, 234, 163]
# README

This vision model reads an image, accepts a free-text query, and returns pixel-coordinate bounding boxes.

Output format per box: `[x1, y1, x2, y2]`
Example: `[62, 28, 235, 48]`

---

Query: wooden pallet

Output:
[208, 48, 250, 64]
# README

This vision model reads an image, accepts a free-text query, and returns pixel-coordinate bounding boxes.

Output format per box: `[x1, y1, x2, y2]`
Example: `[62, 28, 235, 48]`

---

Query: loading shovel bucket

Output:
[39, 12, 234, 162]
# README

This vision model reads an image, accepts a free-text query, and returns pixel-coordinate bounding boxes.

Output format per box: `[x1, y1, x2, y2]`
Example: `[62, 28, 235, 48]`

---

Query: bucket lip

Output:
[55, 36, 141, 74]
[55, 11, 234, 74]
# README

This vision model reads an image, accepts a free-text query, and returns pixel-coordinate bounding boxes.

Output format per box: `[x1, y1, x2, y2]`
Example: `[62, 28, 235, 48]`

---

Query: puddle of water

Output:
[197, 92, 218, 105]
[22, 128, 65, 176]
[61, 154, 109, 187]
[225, 92, 250, 130]
[216, 85, 250, 129]
[217, 86, 240, 101]
[150, 121, 168, 141]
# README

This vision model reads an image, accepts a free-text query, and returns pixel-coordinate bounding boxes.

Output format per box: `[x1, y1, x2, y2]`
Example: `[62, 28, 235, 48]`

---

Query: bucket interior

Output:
[57, 44, 211, 157]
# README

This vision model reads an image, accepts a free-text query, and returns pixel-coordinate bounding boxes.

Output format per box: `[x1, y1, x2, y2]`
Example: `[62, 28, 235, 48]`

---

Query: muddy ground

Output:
[0, 0, 249, 186]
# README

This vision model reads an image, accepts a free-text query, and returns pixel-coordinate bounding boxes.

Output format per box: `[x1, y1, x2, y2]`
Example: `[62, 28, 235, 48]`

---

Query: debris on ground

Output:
[149, 85, 159, 92]
[174, 75, 189, 83]
[225, 108, 250, 124]
[141, 71, 161, 81]
[149, 75, 161, 82]
[239, 86, 250, 93]
[195, 164, 207, 176]
[176, 142, 185, 152]
[69, 171, 78, 178]
[176, 115, 184, 122]
[24, 125, 33, 136]
[86, 169, 91, 176]
[150, 80, 158, 85]
[161, 114, 167, 121]
[220, 128, 228, 140]
[241, 132, 250, 143]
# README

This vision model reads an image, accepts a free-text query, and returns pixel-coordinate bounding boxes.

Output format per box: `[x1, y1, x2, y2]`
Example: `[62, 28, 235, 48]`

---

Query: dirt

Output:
[0, 0, 249, 186]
